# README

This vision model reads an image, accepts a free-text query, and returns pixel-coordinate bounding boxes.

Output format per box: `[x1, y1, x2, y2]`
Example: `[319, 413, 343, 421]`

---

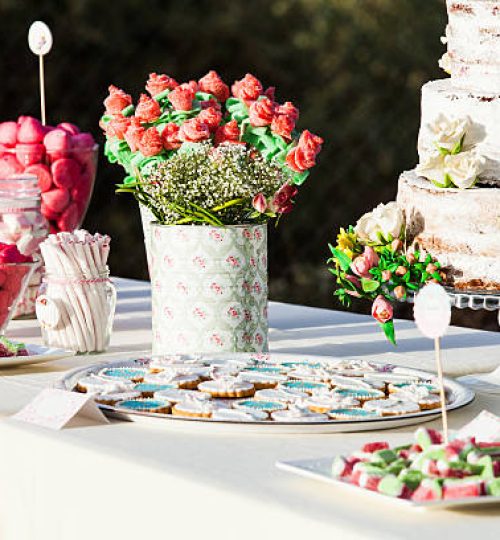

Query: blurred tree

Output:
[0, 0, 495, 329]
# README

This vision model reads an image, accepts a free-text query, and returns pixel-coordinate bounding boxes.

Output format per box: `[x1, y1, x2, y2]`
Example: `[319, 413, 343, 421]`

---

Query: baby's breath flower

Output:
[141, 142, 288, 225]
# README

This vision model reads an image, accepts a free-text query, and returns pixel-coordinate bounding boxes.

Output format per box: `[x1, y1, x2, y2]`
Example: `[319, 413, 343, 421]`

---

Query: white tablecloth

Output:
[0, 278, 499, 540]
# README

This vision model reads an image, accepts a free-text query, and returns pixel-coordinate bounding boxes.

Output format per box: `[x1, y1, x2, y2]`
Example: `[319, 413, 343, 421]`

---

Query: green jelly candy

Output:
[415, 428, 434, 450]
[478, 456, 494, 480]
[398, 469, 424, 491]
[486, 478, 500, 497]
[356, 462, 386, 475]
[386, 458, 407, 475]
[378, 474, 405, 497]
[478, 446, 500, 457]
[331, 456, 347, 478]
[372, 449, 398, 465]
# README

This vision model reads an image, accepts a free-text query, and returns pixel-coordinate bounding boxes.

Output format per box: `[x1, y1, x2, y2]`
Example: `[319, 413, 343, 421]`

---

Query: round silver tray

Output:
[55, 353, 475, 434]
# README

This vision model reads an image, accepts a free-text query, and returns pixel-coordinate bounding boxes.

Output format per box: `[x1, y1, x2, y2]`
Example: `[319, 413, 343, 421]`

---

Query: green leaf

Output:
[121, 104, 135, 117]
[291, 170, 310, 186]
[380, 320, 396, 345]
[328, 246, 352, 272]
[361, 278, 380, 293]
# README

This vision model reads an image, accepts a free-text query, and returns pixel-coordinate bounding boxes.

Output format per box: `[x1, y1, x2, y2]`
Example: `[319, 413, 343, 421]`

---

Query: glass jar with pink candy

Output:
[0, 116, 98, 234]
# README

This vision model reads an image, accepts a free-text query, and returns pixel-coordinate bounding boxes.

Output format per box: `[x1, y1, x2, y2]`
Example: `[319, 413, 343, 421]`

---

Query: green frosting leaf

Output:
[328, 245, 351, 272]
[361, 278, 380, 293]
[380, 320, 396, 345]
[121, 104, 135, 117]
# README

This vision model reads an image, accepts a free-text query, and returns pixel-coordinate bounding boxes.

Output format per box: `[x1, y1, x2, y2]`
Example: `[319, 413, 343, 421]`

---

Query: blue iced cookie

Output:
[233, 399, 285, 413]
[328, 408, 380, 420]
[115, 398, 170, 413]
[279, 380, 329, 394]
[134, 382, 176, 397]
[99, 367, 147, 382]
[333, 388, 385, 402]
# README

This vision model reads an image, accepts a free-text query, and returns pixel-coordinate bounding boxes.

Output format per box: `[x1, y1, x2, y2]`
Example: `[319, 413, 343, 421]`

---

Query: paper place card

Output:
[12, 388, 109, 430]
[455, 410, 500, 443]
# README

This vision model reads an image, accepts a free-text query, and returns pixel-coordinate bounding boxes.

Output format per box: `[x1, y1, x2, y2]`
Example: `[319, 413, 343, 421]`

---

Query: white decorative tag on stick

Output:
[12, 388, 109, 430]
[28, 21, 52, 126]
[414, 283, 452, 443]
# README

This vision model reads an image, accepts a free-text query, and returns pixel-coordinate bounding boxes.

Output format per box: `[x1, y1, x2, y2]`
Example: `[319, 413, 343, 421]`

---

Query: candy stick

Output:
[434, 337, 449, 444]
[28, 21, 52, 126]
[414, 283, 452, 444]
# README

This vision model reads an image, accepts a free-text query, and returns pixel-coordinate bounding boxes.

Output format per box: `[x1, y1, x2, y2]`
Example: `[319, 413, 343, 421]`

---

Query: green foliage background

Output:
[1, 0, 495, 329]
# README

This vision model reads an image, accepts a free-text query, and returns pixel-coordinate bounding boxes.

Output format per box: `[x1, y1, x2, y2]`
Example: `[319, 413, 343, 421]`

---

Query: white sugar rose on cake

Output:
[100, 70, 323, 355]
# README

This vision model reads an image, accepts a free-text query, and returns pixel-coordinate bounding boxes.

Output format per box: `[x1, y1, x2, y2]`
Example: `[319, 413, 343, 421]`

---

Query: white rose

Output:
[355, 201, 403, 244]
[444, 150, 485, 189]
[416, 152, 448, 186]
[428, 114, 469, 152]
[438, 52, 452, 75]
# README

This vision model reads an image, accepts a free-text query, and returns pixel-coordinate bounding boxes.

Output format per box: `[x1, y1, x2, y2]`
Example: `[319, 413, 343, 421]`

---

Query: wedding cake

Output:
[397, 0, 500, 291]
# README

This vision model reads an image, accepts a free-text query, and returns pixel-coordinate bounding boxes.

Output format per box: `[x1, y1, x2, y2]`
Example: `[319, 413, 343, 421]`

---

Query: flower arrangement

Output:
[327, 202, 445, 344]
[100, 71, 323, 225]
[417, 114, 485, 189]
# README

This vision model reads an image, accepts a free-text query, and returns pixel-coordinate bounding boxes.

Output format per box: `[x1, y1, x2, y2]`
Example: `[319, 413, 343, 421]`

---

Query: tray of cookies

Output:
[56, 353, 475, 433]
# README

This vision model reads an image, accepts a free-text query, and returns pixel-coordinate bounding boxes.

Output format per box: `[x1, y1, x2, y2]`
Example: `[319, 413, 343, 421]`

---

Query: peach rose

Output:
[161, 123, 182, 150]
[146, 73, 178, 96]
[105, 115, 130, 140]
[179, 118, 210, 142]
[231, 73, 263, 102]
[104, 85, 132, 115]
[215, 120, 242, 145]
[198, 70, 230, 102]
[249, 97, 275, 127]
[135, 94, 161, 123]
[197, 107, 222, 132]
[371, 295, 393, 324]
[138, 127, 163, 156]
[271, 113, 295, 140]
[124, 118, 145, 152]
[252, 193, 267, 214]
[276, 101, 299, 121]
[285, 130, 323, 172]
[168, 84, 195, 111]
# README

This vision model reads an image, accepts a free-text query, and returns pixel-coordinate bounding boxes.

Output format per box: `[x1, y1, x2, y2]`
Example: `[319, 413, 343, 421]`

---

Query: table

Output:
[0, 278, 499, 540]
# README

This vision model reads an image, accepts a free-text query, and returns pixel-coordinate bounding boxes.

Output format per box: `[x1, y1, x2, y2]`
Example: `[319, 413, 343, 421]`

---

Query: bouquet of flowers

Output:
[327, 202, 445, 344]
[100, 71, 323, 225]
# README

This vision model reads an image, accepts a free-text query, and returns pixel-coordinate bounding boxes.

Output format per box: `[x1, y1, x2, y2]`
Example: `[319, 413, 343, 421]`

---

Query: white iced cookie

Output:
[288, 366, 333, 382]
[363, 397, 421, 416]
[198, 377, 255, 398]
[172, 399, 220, 418]
[94, 391, 141, 405]
[144, 370, 201, 389]
[254, 388, 308, 404]
[333, 359, 379, 376]
[364, 372, 421, 385]
[330, 375, 384, 391]
[155, 388, 210, 403]
[237, 371, 287, 389]
[154, 363, 211, 378]
[391, 385, 442, 411]
[271, 405, 328, 423]
[304, 393, 360, 414]
[211, 408, 268, 422]
[76, 375, 135, 395]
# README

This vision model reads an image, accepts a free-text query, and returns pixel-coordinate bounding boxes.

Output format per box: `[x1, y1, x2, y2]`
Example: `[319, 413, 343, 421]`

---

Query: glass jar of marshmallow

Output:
[0, 174, 48, 317]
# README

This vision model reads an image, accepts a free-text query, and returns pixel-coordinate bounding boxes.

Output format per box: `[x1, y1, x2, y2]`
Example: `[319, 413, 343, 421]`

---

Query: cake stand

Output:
[405, 288, 500, 325]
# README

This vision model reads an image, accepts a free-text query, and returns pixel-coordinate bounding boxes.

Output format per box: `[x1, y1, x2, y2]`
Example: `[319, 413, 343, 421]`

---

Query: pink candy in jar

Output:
[0, 116, 98, 233]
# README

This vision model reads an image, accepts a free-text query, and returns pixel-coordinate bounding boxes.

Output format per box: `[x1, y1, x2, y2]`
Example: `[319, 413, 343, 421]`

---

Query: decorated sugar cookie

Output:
[254, 387, 308, 404]
[76, 375, 135, 395]
[198, 377, 255, 398]
[328, 408, 380, 420]
[279, 380, 329, 395]
[333, 388, 385, 402]
[211, 408, 267, 422]
[99, 367, 147, 383]
[95, 391, 141, 406]
[363, 397, 421, 416]
[115, 398, 171, 414]
[155, 388, 210, 403]
[233, 399, 285, 414]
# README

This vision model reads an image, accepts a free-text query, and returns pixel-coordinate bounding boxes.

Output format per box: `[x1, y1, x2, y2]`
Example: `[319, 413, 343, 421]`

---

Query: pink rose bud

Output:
[371, 295, 393, 324]
[381, 270, 392, 282]
[17, 117, 45, 144]
[57, 122, 80, 136]
[391, 238, 403, 252]
[252, 193, 267, 214]
[0, 122, 18, 147]
[407, 253, 416, 264]
[393, 285, 406, 299]
[395, 265, 407, 276]
[426, 263, 438, 274]
[41, 188, 70, 213]
[351, 246, 379, 278]
[345, 274, 362, 298]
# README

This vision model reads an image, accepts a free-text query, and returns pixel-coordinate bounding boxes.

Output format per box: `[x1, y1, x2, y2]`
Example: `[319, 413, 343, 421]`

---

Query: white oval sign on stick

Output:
[28, 21, 53, 56]
[413, 283, 451, 339]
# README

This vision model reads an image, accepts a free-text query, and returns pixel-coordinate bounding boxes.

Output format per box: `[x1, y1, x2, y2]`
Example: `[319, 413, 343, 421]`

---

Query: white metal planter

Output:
[150, 222, 268, 355]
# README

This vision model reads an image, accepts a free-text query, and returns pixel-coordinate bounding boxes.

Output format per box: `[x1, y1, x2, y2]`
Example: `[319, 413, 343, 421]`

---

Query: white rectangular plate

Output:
[0, 344, 75, 368]
[276, 457, 500, 510]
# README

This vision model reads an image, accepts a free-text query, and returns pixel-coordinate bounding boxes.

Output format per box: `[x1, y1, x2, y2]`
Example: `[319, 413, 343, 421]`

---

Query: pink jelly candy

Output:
[15, 143, 45, 167]
[41, 202, 60, 221]
[57, 122, 80, 136]
[41, 188, 70, 213]
[0, 122, 18, 147]
[0, 154, 23, 176]
[362, 442, 390, 453]
[57, 202, 79, 232]
[51, 157, 80, 190]
[24, 163, 53, 192]
[71, 132, 95, 149]
[44, 129, 72, 160]
[17, 117, 45, 144]
[443, 480, 484, 500]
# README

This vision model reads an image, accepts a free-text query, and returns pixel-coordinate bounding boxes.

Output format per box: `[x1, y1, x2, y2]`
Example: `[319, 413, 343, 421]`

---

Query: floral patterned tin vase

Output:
[150, 222, 268, 355]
